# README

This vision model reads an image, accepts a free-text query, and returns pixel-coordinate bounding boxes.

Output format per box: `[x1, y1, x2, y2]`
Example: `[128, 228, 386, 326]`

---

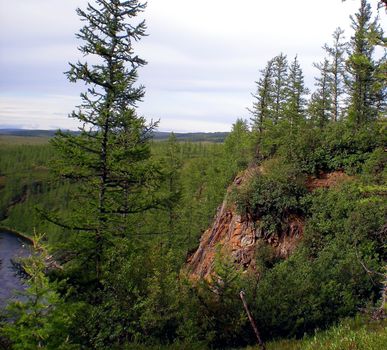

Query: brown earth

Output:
[0, 176, 5, 190]
[187, 169, 350, 279]
[306, 170, 351, 191]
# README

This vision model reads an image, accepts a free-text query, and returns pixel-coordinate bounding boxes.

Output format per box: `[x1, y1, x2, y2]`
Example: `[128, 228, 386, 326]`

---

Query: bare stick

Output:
[240, 290, 266, 350]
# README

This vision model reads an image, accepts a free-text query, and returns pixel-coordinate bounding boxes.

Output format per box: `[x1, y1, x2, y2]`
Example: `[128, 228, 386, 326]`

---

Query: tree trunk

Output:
[240, 290, 266, 350]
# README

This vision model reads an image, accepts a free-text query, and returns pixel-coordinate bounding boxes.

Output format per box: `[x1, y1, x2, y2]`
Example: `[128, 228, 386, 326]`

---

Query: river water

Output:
[0, 231, 30, 308]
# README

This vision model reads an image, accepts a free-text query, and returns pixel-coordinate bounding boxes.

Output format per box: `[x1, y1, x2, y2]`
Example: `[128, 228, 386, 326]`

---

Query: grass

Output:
[112, 316, 387, 349]
[243, 316, 386, 350]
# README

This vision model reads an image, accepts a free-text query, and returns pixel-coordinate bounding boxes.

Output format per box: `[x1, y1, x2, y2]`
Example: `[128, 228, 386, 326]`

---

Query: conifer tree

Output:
[346, 0, 384, 125]
[249, 59, 275, 133]
[1, 235, 77, 349]
[309, 59, 333, 127]
[224, 119, 252, 168]
[285, 55, 309, 127]
[323, 27, 347, 121]
[271, 53, 289, 123]
[164, 133, 182, 236]
[372, 55, 387, 116]
[49, 0, 161, 285]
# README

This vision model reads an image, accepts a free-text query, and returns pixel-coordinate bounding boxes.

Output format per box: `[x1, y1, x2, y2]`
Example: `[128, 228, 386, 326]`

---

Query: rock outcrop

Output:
[187, 168, 350, 279]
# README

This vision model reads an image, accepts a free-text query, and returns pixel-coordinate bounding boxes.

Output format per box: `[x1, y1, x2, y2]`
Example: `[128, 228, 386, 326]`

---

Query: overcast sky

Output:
[0, 0, 385, 132]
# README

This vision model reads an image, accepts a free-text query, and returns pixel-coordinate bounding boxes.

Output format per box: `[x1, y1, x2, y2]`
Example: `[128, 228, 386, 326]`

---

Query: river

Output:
[0, 231, 30, 308]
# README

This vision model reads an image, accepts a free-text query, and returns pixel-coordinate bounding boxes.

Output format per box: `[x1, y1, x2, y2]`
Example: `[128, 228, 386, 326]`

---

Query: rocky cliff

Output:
[187, 167, 350, 279]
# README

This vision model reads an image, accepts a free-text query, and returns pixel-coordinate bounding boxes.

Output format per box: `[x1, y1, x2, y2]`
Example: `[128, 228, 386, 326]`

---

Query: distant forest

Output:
[0, 129, 229, 143]
[0, 1, 386, 350]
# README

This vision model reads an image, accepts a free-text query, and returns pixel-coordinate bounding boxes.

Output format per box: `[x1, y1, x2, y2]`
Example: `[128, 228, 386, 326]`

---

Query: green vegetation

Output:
[0, 143, 61, 236]
[0, 0, 386, 349]
[245, 180, 384, 338]
[1, 235, 79, 350]
[233, 158, 306, 235]
[261, 317, 387, 350]
[0, 140, 234, 246]
[0, 135, 50, 145]
[0, 130, 229, 143]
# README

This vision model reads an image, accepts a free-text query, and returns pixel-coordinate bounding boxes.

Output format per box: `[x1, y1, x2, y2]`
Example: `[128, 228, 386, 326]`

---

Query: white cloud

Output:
[158, 118, 231, 133]
[0, 0, 385, 132]
[0, 95, 80, 130]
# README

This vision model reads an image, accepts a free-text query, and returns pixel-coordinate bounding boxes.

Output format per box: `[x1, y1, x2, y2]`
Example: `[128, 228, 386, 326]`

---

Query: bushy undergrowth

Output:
[241, 176, 385, 339]
[257, 120, 386, 175]
[233, 158, 306, 235]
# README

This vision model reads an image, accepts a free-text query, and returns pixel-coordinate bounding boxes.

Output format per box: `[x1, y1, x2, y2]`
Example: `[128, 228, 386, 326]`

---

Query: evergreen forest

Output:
[0, 1, 386, 349]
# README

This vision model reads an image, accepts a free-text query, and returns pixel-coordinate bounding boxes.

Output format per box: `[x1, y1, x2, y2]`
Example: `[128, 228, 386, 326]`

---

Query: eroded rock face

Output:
[187, 205, 303, 278]
[187, 169, 348, 279]
[187, 167, 303, 279]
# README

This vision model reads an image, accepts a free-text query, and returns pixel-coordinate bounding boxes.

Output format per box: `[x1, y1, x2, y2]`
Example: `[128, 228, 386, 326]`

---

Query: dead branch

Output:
[240, 290, 265, 349]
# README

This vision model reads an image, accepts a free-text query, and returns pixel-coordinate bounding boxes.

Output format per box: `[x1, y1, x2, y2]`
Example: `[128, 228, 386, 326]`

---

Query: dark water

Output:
[0, 231, 30, 308]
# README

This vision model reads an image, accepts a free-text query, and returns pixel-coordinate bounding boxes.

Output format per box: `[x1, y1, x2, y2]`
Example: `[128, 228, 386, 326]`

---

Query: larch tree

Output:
[271, 53, 289, 124]
[249, 58, 275, 133]
[346, 0, 384, 125]
[309, 59, 334, 128]
[48, 0, 162, 285]
[224, 118, 252, 168]
[323, 27, 347, 122]
[372, 53, 387, 117]
[342, 0, 387, 11]
[285, 55, 309, 127]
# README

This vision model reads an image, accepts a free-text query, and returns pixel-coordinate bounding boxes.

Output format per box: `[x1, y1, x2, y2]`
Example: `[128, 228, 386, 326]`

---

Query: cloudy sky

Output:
[0, 0, 385, 132]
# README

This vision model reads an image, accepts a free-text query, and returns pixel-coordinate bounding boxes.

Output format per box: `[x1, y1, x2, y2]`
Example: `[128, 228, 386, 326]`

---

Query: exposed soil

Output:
[306, 170, 351, 191]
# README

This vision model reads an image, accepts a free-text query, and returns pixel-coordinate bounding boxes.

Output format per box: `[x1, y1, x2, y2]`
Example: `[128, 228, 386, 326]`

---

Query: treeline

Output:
[0, 130, 229, 143]
[0, 1, 386, 349]
[226, 0, 386, 175]
[0, 144, 57, 229]
[0, 140, 236, 251]
[249, 0, 385, 133]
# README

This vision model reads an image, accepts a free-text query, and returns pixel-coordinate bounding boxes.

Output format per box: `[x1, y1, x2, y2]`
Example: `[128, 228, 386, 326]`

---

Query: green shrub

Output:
[234, 158, 306, 235]
[245, 179, 385, 340]
[361, 147, 387, 184]
[255, 120, 385, 175]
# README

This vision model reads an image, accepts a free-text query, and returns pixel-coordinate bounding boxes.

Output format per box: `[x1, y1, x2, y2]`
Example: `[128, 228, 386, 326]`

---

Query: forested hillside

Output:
[0, 129, 229, 143]
[0, 0, 386, 349]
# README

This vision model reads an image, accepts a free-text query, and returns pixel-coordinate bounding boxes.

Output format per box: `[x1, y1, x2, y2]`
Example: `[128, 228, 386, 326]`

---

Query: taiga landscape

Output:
[0, 1, 386, 349]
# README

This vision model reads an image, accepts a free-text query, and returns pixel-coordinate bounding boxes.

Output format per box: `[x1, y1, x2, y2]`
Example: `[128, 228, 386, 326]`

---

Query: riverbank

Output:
[0, 227, 34, 245]
[0, 229, 31, 308]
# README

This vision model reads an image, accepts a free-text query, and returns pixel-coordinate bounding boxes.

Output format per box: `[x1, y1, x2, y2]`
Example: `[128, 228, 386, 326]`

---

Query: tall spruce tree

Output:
[346, 0, 384, 125]
[323, 27, 347, 121]
[271, 53, 289, 123]
[372, 54, 387, 116]
[49, 0, 161, 285]
[285, 55, 309, 127]
[249, 58, 275, 133]
[309, 59, 333, 127]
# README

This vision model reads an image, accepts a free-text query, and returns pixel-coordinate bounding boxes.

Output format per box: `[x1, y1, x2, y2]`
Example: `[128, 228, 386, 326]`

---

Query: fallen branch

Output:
[240, 290, 265, 349]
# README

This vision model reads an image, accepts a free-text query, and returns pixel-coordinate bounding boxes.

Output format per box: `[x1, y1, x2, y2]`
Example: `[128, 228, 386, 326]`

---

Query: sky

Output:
[0, 0, 385, 132]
